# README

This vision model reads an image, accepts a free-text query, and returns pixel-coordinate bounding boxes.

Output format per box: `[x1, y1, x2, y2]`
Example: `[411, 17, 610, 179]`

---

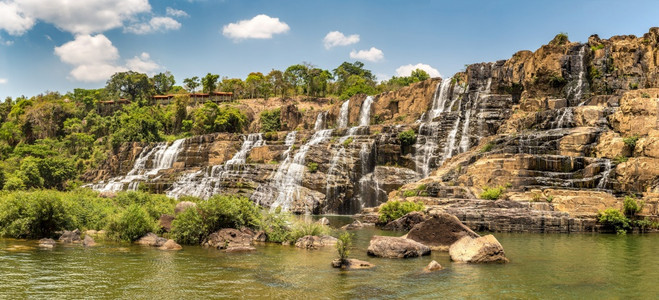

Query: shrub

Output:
[259, 209, 291, 243]
[289, 222, 330, 242]
[622, 195, 643, 217]
[479, 186, 505, 200]
[260, 108, 281, 133]
[378, 200, 425, 223]
[480, 143, 494, 153]
[307, 162, 318, 173]
[108, 203, 156, 242]
[0, 190, 76, 238]
[629, 82, 639, 90]
[634, 218, 653, 233]
[623, 135, 639, 152]
[336, 232, 353, 262]
[546, 195, 554, 203]
[398, 129, 416, 146]
[598, 208, 630, 234]
[342, 137, 354, 147]
[402, 190, 417, 197]
[264, 131, 279, 141]
[200, 195, 261, 234]
[590, 44, 605, 51]
[551, 32, 569, 45]
[114, 191, 176, 220]
[171, 207, 204, 245]
[614, 155, 629, 164]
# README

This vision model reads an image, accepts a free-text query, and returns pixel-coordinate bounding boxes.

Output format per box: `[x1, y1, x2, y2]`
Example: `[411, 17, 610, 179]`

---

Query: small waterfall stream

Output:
[567, 45, 589, 106]
[91, 138, 186, 192]
[166, 134, 264, 199]
[338, 100, 350, 128]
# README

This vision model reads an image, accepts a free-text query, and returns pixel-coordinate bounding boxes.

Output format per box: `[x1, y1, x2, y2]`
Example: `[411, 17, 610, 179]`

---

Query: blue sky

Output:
[1, 0, 659, 98]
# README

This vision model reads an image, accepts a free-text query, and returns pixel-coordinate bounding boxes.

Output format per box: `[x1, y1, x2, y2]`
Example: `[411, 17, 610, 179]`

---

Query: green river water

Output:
[0, 216, 657, 299]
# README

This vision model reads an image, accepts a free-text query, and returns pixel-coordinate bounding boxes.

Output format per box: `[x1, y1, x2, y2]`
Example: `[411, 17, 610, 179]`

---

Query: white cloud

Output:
[350, 47, 384, 62]
[323, 31, 359, 49]
[54, 34, 160, 82]
[125, 17, 181, 34]
[166, 7, 188, 18]
[396, 63, 441, 78]
[126, 52, 160, 74]
[0, 1, 35, 36]
[222, 14, 289, 41]
[0, 78, 7, 84]
[9, 0, 151, 35]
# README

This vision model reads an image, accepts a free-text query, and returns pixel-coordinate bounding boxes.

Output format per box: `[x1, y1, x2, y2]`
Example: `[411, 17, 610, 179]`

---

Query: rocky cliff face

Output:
[87, 29, 659, 230]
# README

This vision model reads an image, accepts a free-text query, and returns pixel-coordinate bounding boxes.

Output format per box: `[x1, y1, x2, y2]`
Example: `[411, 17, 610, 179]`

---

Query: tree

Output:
[333, 61, 375, 96]
[410, 69, 430, 82]
[201, 73, 220, 93]
[284, 64, 308, 95]
[151, 71, 175, 95]
[266, 69, 286, 97]
[183, 76, 200, 93]
[245, 72, 266, 99]
[219, 78, 246, 99]
[106, 71, 153, 102]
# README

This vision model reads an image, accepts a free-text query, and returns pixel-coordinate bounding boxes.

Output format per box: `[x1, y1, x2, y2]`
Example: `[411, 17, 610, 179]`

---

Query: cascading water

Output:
[90, 138, 186, 192]
[597, 159, 612, 189]
[314, 111, 328, 131]
[338, 100, 350, 128]
[166, 134, 264, 199]
[553, 107, 575, 129]
[269, 129, 333, 212]
[460, 74, 491, 152]
[567, 45, 589, 106]
[428, 79, 452, 121]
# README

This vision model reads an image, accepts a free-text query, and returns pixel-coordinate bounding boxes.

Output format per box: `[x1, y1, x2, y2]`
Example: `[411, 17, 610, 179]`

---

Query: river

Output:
[0, 216, 657, 299]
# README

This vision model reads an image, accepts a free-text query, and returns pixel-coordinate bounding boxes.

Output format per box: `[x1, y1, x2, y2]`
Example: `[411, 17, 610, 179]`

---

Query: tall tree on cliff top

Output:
[183, 76, 200, 93]
[284, 64, 307, 95]
[106, 71, 153, 103]
[266, 69, 286, 97]
[201, 73, 220, 94]
[152, 71, 175, 95]
[333, 61, 376, 99]
[245, 72, 266, 99]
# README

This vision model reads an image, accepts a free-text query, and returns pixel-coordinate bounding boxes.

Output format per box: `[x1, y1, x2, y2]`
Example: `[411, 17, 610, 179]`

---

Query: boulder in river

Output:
[59, 229, 82, 243]
[449, 235, 509, 263]
[295, 235, 338, 250]
[135, 233, 168, 247]
[204, 228, 255, 251]
[341, 220, 364, 230]
[331, 258, 375, 270]
[316, 217, 330, 226]
[83, 235, 96, 247]
[406, 213, 480, 251]
[383, 211, 427, 231]
[38, 238, 56, 248]
[159, 239, 182, 251]
[367, 236, 430, 258]
[423, 260, 443, 272]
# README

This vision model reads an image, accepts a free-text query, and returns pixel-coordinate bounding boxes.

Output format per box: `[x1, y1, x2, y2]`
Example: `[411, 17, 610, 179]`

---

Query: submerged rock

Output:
[135, 233, 168, 247]
[295, 235, 338, 250]
[423, 260, 443, 272]
[159, 239, 182, 251]
[83, 235, 96, 247]
[367, 236, 430, 258]
[38, 238, 56, 248]
[204, 228, 255, 251]
[341, 220, 364, 230]
[406, 213, 480, 251]
[316, 217, 330, 226]
[331, 258, 375, 270]
[449, 235, 509, 263]
[383, 211, 427, 231]
[59, 229, 82, 243]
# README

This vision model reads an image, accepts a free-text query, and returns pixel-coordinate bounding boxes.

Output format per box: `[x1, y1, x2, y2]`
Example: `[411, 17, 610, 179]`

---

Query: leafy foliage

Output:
[598, 208, 630, 235]
[378, 200, 425, 223]
[479, 186, 506, 200]
[622, 195, 643, 217]
[260, 108, 281, 132]
[398, 129, 417, 146]
[336, 232, 353, 262]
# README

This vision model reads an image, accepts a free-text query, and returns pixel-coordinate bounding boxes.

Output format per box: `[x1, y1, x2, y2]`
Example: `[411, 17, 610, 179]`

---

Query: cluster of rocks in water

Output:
[37, 229, 98, 249]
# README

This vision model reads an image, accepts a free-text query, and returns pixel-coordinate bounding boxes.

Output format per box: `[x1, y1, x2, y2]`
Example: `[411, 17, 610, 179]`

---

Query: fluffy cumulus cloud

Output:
[0, 78, 7, 84]
[54, 34, 160, 82]
[222, 14, 290, 41]
[323, 31, 359, 49]
[4, 0, 151, 35]
[349, 47, 384, 62]
[166, 7, 188, 18]
[0, 1, 35, 36]
[396, 63, 441, 78]
[125, 17, 182, 34]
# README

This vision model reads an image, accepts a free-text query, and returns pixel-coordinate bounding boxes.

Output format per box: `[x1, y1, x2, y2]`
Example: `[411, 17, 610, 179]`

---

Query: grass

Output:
[479, 143, 494, 153]
[479, 186, 506, 200]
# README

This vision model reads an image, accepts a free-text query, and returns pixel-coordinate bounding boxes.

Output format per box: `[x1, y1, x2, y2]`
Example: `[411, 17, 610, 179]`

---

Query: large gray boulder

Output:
[367, 236, 430, 258]
[135, 233, 167, 247]
[449, 235, 509, 263]
[204, 228, 255, 251]
[406, 213, 480, 251]
[59, 229, 82, 243]
[383, 211, 427, 231]
[295, 235, 337, 250]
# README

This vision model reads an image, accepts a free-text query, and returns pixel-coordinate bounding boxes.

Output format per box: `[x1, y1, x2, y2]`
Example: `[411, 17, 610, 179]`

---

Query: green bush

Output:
[108, 203, 156, 241]
[623, 135, 639, 152]
[0, 190, 76, 238]
[259, 209, 291, 243]
[479, 143, 494, 153]
[289, 222, 330, 242]
[342, 136, 354, 147]
[398, 129, 416, 146]
[171, 207, 204, 245]
[479, 186, 505, 200]
[336, 232, 353, 262]
[114, 191, 176, 220]
[260, 108, 281, 133]
[264, 131, 279, 141]
[598, 208, 630, 234]
[378, 200, 425, 223]
[307, 162, 318, 173]
[614, 155, 629, 164]
[402, 190, 417, 197]
[623, 195, 643, 217]
[200, 195, 261, 231]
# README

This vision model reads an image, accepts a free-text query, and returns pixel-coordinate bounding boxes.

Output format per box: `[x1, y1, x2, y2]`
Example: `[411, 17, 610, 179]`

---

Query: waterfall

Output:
[358, 96, 374, 126]
[460, 75, 491, 152]
[597, 159, 612, 189]
[428, 79, 452, 121]
[313, 111, 328, 131]
[166, 133, 264, 199]
[338, 100, 350, 128]
[90, 138, 186, 193]
[269, 129, 333, 212]
[567, 45, 589, 106]
[553, 107, 574, 129]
